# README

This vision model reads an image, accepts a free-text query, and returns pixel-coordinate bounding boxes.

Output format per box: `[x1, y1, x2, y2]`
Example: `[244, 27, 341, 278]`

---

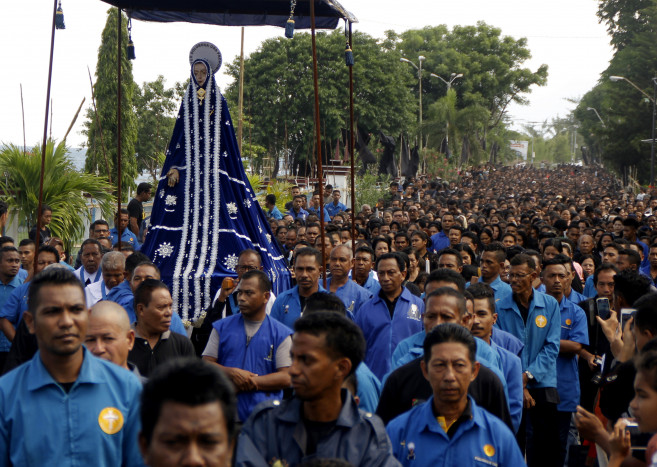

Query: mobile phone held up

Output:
[596, 298, 611, 320]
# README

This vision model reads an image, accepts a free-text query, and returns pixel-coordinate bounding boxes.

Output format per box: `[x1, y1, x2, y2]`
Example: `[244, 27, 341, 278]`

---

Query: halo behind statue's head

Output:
[189, 42, 222, 75]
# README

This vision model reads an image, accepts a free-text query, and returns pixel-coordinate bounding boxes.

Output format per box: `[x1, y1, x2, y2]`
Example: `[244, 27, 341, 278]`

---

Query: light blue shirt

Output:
[0, 348, 144, 466]
[271, 284, 327, 330]
[0, 275, 24, 352]
[327, 278, 372, 316]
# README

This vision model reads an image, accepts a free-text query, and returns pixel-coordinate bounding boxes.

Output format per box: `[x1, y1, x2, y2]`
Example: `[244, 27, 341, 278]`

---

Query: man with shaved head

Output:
[327, 245, 371, 316]
[85, 301, 136, 373]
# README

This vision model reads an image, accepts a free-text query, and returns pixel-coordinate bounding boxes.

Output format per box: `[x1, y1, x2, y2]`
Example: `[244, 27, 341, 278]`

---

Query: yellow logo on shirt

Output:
[98, 407, 124, 435]
[483, 444, 496, 457]
[535, 315, 547, 328]
[565, 319, 572, 326]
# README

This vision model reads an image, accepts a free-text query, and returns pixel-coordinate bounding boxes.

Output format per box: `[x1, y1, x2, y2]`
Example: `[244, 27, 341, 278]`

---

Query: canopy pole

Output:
[310, 0, 327, 288]
[348, 22, 356, 258]
[34, 0, 58, 270]
[117, 8, 123, 251]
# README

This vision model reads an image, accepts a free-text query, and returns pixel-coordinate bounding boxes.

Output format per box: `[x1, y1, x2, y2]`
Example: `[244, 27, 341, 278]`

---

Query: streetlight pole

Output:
[430, 72, 463, 160]
[586, 107, 606, 127]
[609, 75, 657, 188]
[401, 56, 425, 150]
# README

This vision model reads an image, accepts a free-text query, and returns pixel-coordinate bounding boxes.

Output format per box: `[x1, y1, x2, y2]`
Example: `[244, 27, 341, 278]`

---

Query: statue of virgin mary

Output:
[141, 42, 290, 325]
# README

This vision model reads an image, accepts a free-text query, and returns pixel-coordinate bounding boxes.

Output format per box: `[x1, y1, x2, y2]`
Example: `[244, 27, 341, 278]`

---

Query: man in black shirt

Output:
[128, 279, 195, 377]
[127, 182, 152, 242]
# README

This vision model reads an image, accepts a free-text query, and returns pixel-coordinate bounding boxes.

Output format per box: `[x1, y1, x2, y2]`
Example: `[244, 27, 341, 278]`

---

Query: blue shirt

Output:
[355, 288, 424, 381]
[307, 206, 330, 222]
[355, 362, 382, 414]
[429, 231, 450, 253]
[0, 282, 30, 326]
[359, 271, 381, 296]
[0, 348, 144, 466]
[566, 289, 587, 306]
[490, 327, 524, 356]
[109, 227, 140, 249]
[212, 314, 292, 421]
[17, 269, 27, 282]
[271, 284, 327, 330]
[326, 201, 347, 218]
[583, 274, 596, 298]
[556, 297, 589, 412]
[494, 291, 561, 389]
[287, 207, 308, 221]
[327, 278, 372, 316]
[267, 205, 283, 220]
[0, 275, 24, 352]
[386, 396, 526, 467]
[491, 341, 523, 433]
[467, 275, 512, 303]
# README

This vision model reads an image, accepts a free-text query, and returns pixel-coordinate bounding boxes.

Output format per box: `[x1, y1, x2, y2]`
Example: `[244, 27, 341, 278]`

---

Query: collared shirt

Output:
[494, 290, 561, 388]
[490, 328, 524, 356]
[75, 266, 102, 288]
[0, 282, 30, 326]
[128, 325, 196, 377]
[355, 271, 381, 296]
[386, 396, 525, 467]
[307, 206, 330, 222]
[326, 201, 347, 218]
[267, 205, 283, 220]
[327, 278, 372, 316]
[0, 348, 144, 466]
[109, 227, 140, 249]
[235, 389, 398, 466]
[490, 341, 524, 433]
[355, 362, 382, 414]
[271, 284, 327, 330]
[0, 275, 23, 352]
[355, 288, 424, 380]
[556, 296, 589, 412]
[466, 275, 512, 303]
[566, 289, 587, 306]
[287, 207, 309, 221]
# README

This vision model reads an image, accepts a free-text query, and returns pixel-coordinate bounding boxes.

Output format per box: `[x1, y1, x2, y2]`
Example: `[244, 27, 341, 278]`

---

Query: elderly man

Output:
[85, 251, 127, 308]
[75, 239, 103, 288]
[386, 324, 524, 466]
[84, 301, 142, 379]
[128, 279, 195, 377]
[0, 268, 143, 465]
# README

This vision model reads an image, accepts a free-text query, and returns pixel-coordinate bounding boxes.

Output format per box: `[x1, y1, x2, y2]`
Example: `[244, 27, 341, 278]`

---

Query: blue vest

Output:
[213, 314, 291, 421]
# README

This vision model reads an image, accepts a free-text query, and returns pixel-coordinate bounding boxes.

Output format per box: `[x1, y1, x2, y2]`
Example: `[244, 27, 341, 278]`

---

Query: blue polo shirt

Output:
[386, 396, 525, 467]
[327, 278, 372, 316]
[0, 275, 24, 352]
[0, 348, 144, 466]
[494, 291, 561, 389]
[556, 297, 589, 412]
[287, 208, 308, 221]
[109, 227, 140, 249]
[325, 201, 347, 218]
[355, 288, 424, 380]
[271, 284, 327, 330]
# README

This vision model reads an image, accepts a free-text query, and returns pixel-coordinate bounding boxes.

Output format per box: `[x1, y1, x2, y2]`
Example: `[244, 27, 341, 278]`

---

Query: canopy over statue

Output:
[141, 42, 290, 324]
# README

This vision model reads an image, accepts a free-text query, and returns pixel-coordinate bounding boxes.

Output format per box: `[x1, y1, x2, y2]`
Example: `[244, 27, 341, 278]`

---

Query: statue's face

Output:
[193, 62, 208, 87]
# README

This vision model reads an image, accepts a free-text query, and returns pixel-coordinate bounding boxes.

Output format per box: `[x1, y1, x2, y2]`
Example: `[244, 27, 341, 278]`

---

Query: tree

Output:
[223, 30, 416, 176]
[83, 7, 138, 199]
[134, 76, 178, 181]
[0, 141, 115, 249]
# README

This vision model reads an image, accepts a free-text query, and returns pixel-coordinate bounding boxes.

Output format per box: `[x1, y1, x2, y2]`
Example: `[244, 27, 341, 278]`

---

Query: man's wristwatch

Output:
[524, 370, 534, 382]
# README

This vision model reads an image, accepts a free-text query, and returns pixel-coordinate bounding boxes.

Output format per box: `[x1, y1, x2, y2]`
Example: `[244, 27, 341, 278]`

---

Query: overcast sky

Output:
[0, 0, 612, 149]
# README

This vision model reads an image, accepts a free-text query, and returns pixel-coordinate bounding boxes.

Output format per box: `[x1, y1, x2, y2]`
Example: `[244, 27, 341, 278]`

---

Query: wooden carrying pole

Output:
[310, 0, 327, 288]
[34, 0, 59, 270]
[117, 8, 123, 251]
[348, 22, 356, 258]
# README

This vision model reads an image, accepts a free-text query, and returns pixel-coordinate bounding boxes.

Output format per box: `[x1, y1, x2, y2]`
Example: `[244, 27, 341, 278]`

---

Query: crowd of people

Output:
[1, 163, 657, 466]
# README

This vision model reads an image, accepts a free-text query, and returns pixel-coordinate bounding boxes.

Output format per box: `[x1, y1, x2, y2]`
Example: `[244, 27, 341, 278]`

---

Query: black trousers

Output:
[525, 390, 561, 467]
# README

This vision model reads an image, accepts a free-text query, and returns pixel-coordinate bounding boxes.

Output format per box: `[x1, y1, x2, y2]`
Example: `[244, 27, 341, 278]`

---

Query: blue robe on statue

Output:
[141, 57, 290, 324]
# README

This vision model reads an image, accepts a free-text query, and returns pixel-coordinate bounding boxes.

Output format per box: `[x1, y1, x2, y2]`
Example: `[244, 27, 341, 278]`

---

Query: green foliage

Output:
[422, 148, 460, 180]
[353, 173, 390, 211]
[224, 30, 416, 174]
[83, 7, 138, 200]
[0, 141, 116, 249]
[572, 1, 657, 181]
[134, 75, 179, 181]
